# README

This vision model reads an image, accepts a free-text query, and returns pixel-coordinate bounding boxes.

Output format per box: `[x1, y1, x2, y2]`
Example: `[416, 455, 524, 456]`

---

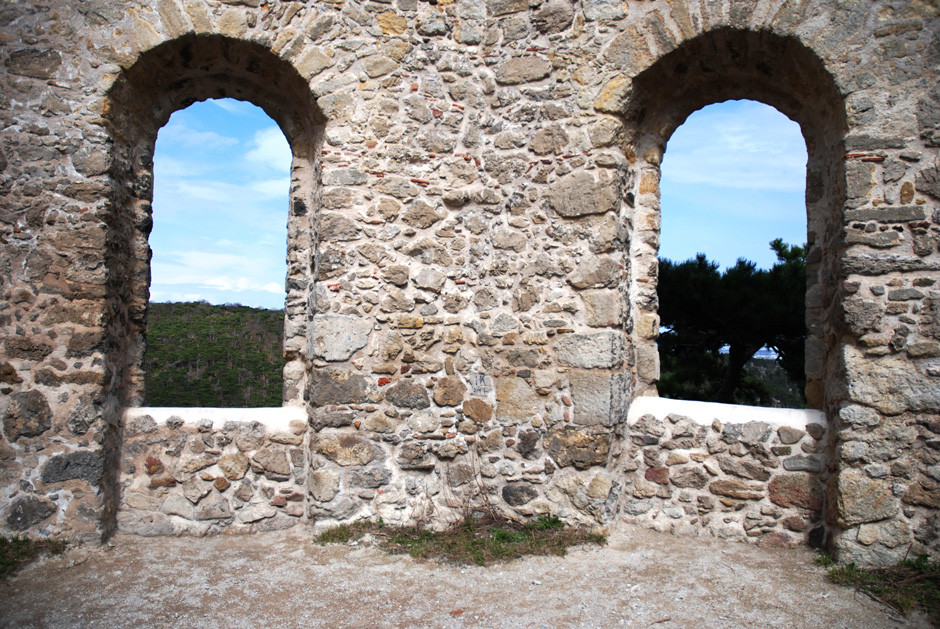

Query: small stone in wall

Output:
[41, 450, 103, 485]
[718, 456, 771, 482]
[671, 467, 710, 489]
[385, 380, 431, 409]
[309, 469, 339, 502]
[145, 457, 164, 476]
[3, 390, 52, 441]
[902, 482, 940, 508]
[181, 455, 217, 474]
[218, 453, 249, 480]
[161, 494, 195, 519]
[5, 495, 56, 531]
[782, 455, 824, 473]
[433, 376, 467, 406]
[502, 483, 538, 506]
[777, 426, 805, 445]
[397, 442, 435, 470]
[315, 433, 377, 467]
[235, 422, 266, 452]
[644, 466, 669, 485]
[182, 478, 212, 505]
[630, 414, 665, 445]
[722, 422, 772, 446]
[196, 497, 232, 521]
[709, 479, 764, 500]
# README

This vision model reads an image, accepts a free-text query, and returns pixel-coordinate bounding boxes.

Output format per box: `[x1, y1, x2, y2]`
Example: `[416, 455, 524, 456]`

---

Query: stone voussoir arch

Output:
[100, 34, 323, 537]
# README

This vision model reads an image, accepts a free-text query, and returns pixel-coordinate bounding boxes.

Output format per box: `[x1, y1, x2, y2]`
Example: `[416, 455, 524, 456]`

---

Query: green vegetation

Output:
[317, 514, 606, 566]
[824, 555, 940, 624]
[143, 301, 284, 407]
[657, 239, 807, 407]
[0, 535, 67, 578]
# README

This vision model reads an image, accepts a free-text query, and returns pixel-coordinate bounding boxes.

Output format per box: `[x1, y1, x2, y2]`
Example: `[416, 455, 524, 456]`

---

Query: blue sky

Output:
[149, 98, 806, 309]
[660, 100, 808, 269]
[150, 99, 291, 309]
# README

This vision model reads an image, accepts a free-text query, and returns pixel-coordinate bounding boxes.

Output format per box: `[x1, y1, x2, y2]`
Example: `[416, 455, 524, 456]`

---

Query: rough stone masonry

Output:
[0, 0, 939, 566]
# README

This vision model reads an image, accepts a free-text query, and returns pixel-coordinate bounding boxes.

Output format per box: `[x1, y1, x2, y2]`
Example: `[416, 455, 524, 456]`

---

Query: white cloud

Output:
[211, 99, 254, 115]
[662, 101, 807, 192]
[245, 127, 292, 171]
[158, 121, 239, 149]
[249, 177, 291, 199]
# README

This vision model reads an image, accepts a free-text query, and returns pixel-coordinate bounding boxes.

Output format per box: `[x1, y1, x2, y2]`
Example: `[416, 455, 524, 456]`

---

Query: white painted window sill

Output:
[628, 396, 825, 429]
[123, 407, 307, 431]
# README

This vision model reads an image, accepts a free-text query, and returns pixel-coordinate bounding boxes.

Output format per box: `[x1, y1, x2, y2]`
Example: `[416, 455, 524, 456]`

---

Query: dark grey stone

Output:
[5, 495, 56, 531]
[311, 369, 373, 406]
[502, 483, 538, 506]
[350, 466, 391, 488]
[4, 48, 62, 79]
[41, 450, 104, 485]
[384, 381, 430, 409]
[3, 390, 52, 441]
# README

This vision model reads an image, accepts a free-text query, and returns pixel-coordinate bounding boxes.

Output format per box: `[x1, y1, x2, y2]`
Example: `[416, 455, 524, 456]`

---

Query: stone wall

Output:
[621, 398, 829, 548]
[119, 408, 306, 535]
[0, 0, 938, 565]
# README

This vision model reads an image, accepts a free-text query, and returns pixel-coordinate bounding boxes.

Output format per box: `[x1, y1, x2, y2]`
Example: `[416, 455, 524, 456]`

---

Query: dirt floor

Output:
[0, 523, 930, 628]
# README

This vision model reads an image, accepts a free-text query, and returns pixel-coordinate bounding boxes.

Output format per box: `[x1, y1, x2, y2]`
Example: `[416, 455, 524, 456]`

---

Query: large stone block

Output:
[494, 56, 552, 84]
[567, 256, 621, 289]
[555, 331, 624, 369]
[311, 314, 372, 361]
[495, 377, 541, 422]
[827, 470, 898, 527]
[311, 369, 374, 406]
[546, 170, 620, 218]
[384, 380, 430, 409]
[845, 349, 940, 414]
[568, 369, 625, 427]
[314, 433, 377, 467]
[544, 427, 611, 469]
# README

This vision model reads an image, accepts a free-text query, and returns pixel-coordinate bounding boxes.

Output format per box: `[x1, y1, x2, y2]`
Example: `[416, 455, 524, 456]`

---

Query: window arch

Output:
[104, 34, 323, 410]
[657, 99, 809, 408]
[620, 28, 848, 412]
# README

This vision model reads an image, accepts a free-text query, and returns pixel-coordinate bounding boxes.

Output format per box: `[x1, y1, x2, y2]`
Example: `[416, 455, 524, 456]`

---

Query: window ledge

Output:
[123, 406, 306, 431]
[628, 396, 824, 429]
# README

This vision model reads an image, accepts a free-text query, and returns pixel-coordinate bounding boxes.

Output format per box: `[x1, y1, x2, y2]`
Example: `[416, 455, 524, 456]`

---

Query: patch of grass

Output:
[316, 521, 374, 545]
[0, 536, 67, 579]
[825, 555, 940, 625]
[316, 514, 606, 567]
[814, 552, 837, 568]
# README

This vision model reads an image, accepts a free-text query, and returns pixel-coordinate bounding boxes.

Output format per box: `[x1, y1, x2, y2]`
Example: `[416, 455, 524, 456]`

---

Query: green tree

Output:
[657, 239, 806, 406]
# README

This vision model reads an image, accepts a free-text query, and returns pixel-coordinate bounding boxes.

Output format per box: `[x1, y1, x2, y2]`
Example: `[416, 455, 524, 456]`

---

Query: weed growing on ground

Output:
[316, 521, 377, 545]
[824, 554, 940, 625]
[813, 552, 836, 568]
[317, 513, 605, 567]
[0, 536, 67, 578]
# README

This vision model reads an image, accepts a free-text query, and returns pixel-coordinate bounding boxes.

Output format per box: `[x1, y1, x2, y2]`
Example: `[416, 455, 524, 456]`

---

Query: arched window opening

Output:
[143, 98, 291, 408]
[656, 100, 809, 409]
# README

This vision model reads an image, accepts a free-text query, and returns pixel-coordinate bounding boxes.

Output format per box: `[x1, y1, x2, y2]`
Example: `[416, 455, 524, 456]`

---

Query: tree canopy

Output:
[656, 239, 807, 406]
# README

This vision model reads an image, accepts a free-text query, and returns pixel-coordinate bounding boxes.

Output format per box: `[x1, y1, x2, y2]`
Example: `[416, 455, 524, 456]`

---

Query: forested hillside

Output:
[143, 302, 284, 407]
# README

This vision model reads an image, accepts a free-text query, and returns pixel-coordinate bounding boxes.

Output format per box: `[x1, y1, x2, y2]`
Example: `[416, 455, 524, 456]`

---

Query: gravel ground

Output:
[0, 523, 930, 628]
